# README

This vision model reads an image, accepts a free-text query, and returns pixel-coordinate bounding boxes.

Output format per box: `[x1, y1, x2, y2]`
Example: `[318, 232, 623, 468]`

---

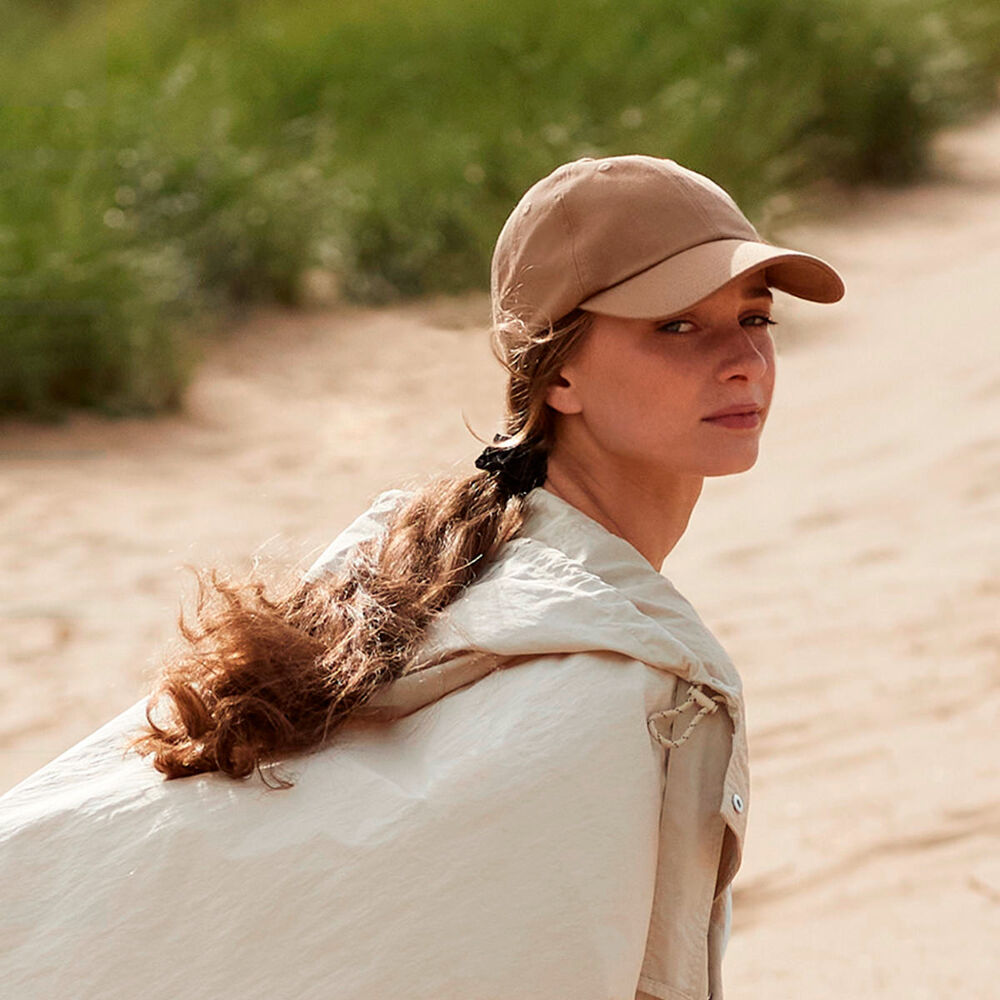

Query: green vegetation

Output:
[2, 0, 997, 417]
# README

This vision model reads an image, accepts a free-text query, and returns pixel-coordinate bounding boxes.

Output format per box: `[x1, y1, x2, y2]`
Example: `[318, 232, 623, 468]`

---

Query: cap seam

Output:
[556, 192, 587, 307]
[666, 172, 717, 236]
[674, 172, 750, 241]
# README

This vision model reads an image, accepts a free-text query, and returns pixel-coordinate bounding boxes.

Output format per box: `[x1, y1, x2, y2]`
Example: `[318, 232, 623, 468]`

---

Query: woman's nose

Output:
[719, 328, 771, 382]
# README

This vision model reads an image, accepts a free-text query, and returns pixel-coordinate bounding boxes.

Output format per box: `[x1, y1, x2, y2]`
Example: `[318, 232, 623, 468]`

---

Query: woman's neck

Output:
[541, 455, 703, 570]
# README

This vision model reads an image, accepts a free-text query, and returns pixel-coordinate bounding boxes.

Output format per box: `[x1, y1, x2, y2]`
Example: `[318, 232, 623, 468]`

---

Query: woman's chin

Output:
[702, 447, 762, 477]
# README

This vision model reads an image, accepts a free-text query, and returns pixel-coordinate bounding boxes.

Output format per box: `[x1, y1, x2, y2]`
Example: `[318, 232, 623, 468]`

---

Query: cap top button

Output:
[597, 162, 613, 172]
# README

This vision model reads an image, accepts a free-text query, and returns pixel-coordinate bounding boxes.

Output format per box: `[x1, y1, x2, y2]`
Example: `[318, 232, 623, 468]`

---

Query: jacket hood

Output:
[306, 487, 744, 725]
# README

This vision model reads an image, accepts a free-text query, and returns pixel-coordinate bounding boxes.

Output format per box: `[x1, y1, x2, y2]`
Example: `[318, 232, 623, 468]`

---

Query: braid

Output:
[131, 473, 531, 783]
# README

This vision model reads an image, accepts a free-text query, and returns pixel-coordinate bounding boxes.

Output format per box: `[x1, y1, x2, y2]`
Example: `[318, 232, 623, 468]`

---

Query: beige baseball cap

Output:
[491, 154, 844, 332]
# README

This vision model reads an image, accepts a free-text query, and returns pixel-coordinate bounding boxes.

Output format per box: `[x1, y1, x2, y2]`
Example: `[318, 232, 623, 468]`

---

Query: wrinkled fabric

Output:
[0, 487, 748, 1000]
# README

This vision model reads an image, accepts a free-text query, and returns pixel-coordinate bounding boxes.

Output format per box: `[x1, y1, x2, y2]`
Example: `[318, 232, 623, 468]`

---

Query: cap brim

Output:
[578, 238, 845, 318]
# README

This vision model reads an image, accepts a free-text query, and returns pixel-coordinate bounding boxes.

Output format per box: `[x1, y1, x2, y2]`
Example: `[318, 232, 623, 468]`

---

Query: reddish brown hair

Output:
[132, 310, 593, 782]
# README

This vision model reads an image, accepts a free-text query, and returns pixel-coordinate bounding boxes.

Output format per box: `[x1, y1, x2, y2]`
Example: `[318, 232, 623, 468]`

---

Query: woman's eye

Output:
[743, 314, 778, 328]
[656, 319, 696, 334]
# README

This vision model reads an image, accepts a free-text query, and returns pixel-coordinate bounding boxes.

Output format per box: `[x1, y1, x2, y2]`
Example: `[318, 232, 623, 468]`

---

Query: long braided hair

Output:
[131, 309, 593, 782]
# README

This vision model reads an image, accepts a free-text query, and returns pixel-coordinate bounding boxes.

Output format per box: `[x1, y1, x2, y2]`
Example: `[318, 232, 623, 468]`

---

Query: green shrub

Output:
[1, 0, 997, 417]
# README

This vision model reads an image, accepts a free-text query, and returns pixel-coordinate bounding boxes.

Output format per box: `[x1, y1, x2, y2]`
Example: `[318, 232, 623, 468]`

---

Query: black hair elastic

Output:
[474, 435, 548, 500]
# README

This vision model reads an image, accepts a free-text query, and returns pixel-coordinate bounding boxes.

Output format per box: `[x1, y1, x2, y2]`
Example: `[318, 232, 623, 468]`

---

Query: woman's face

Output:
[545, 271, 777, 482]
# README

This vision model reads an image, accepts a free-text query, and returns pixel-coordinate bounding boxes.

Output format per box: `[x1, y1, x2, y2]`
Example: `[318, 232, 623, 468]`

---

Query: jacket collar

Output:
[428, 487, 742, 698]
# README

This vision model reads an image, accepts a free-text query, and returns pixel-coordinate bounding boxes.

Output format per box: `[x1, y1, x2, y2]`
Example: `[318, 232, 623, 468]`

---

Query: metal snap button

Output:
[732, 792, 744, 813]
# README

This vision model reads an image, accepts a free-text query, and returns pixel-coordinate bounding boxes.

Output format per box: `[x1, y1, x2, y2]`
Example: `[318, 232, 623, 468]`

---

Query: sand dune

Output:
[2, 114, 999, 997]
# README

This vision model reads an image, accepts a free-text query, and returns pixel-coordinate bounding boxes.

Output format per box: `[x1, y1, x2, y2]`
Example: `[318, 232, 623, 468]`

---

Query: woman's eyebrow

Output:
[746, 285, 773, 301]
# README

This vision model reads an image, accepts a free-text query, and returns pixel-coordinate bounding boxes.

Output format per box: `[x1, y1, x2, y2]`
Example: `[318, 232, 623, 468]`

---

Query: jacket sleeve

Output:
[0, 651, 675, 1000]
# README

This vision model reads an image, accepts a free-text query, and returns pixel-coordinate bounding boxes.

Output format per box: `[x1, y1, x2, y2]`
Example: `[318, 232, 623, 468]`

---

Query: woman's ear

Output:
[544, 370, 584, 415]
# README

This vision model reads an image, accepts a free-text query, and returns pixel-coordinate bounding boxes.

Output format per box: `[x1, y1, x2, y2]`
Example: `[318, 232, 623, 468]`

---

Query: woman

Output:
[0, 156, 843, 1000]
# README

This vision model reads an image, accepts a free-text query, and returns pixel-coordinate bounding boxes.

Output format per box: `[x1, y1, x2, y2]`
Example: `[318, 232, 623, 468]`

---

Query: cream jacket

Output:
[0, 487, 749, 1000]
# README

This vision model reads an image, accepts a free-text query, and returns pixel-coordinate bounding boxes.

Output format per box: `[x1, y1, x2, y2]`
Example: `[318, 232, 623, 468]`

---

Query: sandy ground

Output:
[2, 114, 999, 996]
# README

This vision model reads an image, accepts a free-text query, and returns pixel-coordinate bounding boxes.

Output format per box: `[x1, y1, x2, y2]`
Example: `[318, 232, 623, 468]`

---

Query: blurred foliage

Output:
[1, 0, 997, 417]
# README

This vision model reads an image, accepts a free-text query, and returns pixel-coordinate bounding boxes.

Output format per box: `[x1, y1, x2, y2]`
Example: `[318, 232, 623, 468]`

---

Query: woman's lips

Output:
[702, 411, 761, 429]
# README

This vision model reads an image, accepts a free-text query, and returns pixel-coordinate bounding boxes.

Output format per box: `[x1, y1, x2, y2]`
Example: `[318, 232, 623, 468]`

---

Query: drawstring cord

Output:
[647, 684, 726, 750]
